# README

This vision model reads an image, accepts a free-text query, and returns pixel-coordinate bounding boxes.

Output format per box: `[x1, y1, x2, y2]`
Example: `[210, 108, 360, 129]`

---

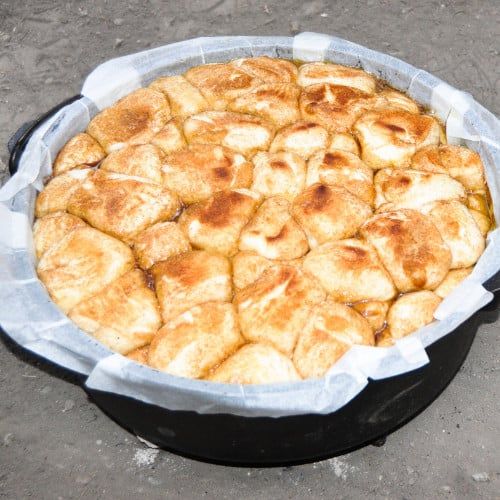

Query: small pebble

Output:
[320, 12, 328, 17]
[62, 399, 75, 412]
[113, 18, 124, 26]
[114, 38, 123, 49]
[290, 21, 300, 34]
[75, 474, 91, 485]
[96, 439, 102, 445]
[40, 385, 52, 394]
[441, 486, 451, 493]
[3, 433, 13, 446]
[45, 77, 54, 85]
[472, 472, 490, 482]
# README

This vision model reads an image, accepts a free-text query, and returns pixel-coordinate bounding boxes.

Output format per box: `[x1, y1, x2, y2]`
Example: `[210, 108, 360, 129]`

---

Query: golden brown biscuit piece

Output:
[434, 267, 473, 298]
[291, 183, 372, 247]
[466, 193, 491, 236]
[352, 300, 390, 333]
[299, 83, 374, 132]
[306, 150, 374, 205]
[374, 169, 467, 211]
[67, 170, 181, 244]
[387, 291, 441, 339]
[421, 200, 485, 269]
[469, 210, 491, 236]
[150, 117, 187, 155]
[353, 110, 441, 169]
[379, 89, 420, 114]
[235, 265, 326, 356]
[149, 75, 209, 117]
[304, 239, 397, 302]
[87, 88, 170, 153]
[297, 62, 377, 94]
[239, 196, 309, 260]
[233, 251, 274, 290]
[293, 298, 374, 378]
[35, 169, 93, 217]
[152, 250, 231, 324]
[183, 111, 274, 156]
[360, 209, 451, 292]
[69, 269, 161, 354]
[148, 302, 244, 378]
[208, 343, 301, 384]
[37, 226, 134, 313]
[229, 83, 300, 128]
[327, 132, 360, 155]
[368, 89, 420, 114]
[251, 151, 306, 200]
[53, 133, 105, 175]
[162, 144, 252, 204]
[185, 63, 263, 110]
[33, 212, 87, 259]
[133, 221, 191, 270]
[375, 325, 394, 347]
[179, 189, 261, 256]
[269, 121, 329, 159]
[99, 144, 164, 183]
[231, 56, 298, 83]
[467, 192, 490, 215]
[411, 145, 485, 192]
[232, 251, 303, 290]
[126, 345, 150, 365]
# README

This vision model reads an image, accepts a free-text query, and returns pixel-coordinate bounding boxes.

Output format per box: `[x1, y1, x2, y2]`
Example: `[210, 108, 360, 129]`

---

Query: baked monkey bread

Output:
[34, 56, 492, 384]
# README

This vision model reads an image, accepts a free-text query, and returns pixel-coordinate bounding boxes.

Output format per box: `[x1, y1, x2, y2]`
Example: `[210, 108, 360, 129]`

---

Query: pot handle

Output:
[8, 95, 82, 176]
[484, 271, 500, 294]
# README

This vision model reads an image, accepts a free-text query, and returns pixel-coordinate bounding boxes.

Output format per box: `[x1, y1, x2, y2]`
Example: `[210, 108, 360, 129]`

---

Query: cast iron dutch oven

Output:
[4, 95, 500, 467]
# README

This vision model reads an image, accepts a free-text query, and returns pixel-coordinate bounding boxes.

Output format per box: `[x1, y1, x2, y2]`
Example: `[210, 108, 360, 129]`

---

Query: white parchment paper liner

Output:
[0, 33, 499, 417]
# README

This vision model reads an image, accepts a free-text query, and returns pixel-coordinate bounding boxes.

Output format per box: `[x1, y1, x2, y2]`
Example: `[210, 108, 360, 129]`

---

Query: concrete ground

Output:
[0, 1, 499, 498]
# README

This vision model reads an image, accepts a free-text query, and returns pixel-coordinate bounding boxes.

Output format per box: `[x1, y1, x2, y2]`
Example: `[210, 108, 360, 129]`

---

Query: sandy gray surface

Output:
[0, 1, 499, 498]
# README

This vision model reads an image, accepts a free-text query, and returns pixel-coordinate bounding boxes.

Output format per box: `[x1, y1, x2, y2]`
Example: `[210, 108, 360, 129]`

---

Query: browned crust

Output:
[33, 57, 492, 384]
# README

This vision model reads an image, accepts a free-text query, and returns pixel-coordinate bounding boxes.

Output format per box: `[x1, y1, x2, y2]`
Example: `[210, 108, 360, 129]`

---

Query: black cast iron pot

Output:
[5, 97, 500, 467]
